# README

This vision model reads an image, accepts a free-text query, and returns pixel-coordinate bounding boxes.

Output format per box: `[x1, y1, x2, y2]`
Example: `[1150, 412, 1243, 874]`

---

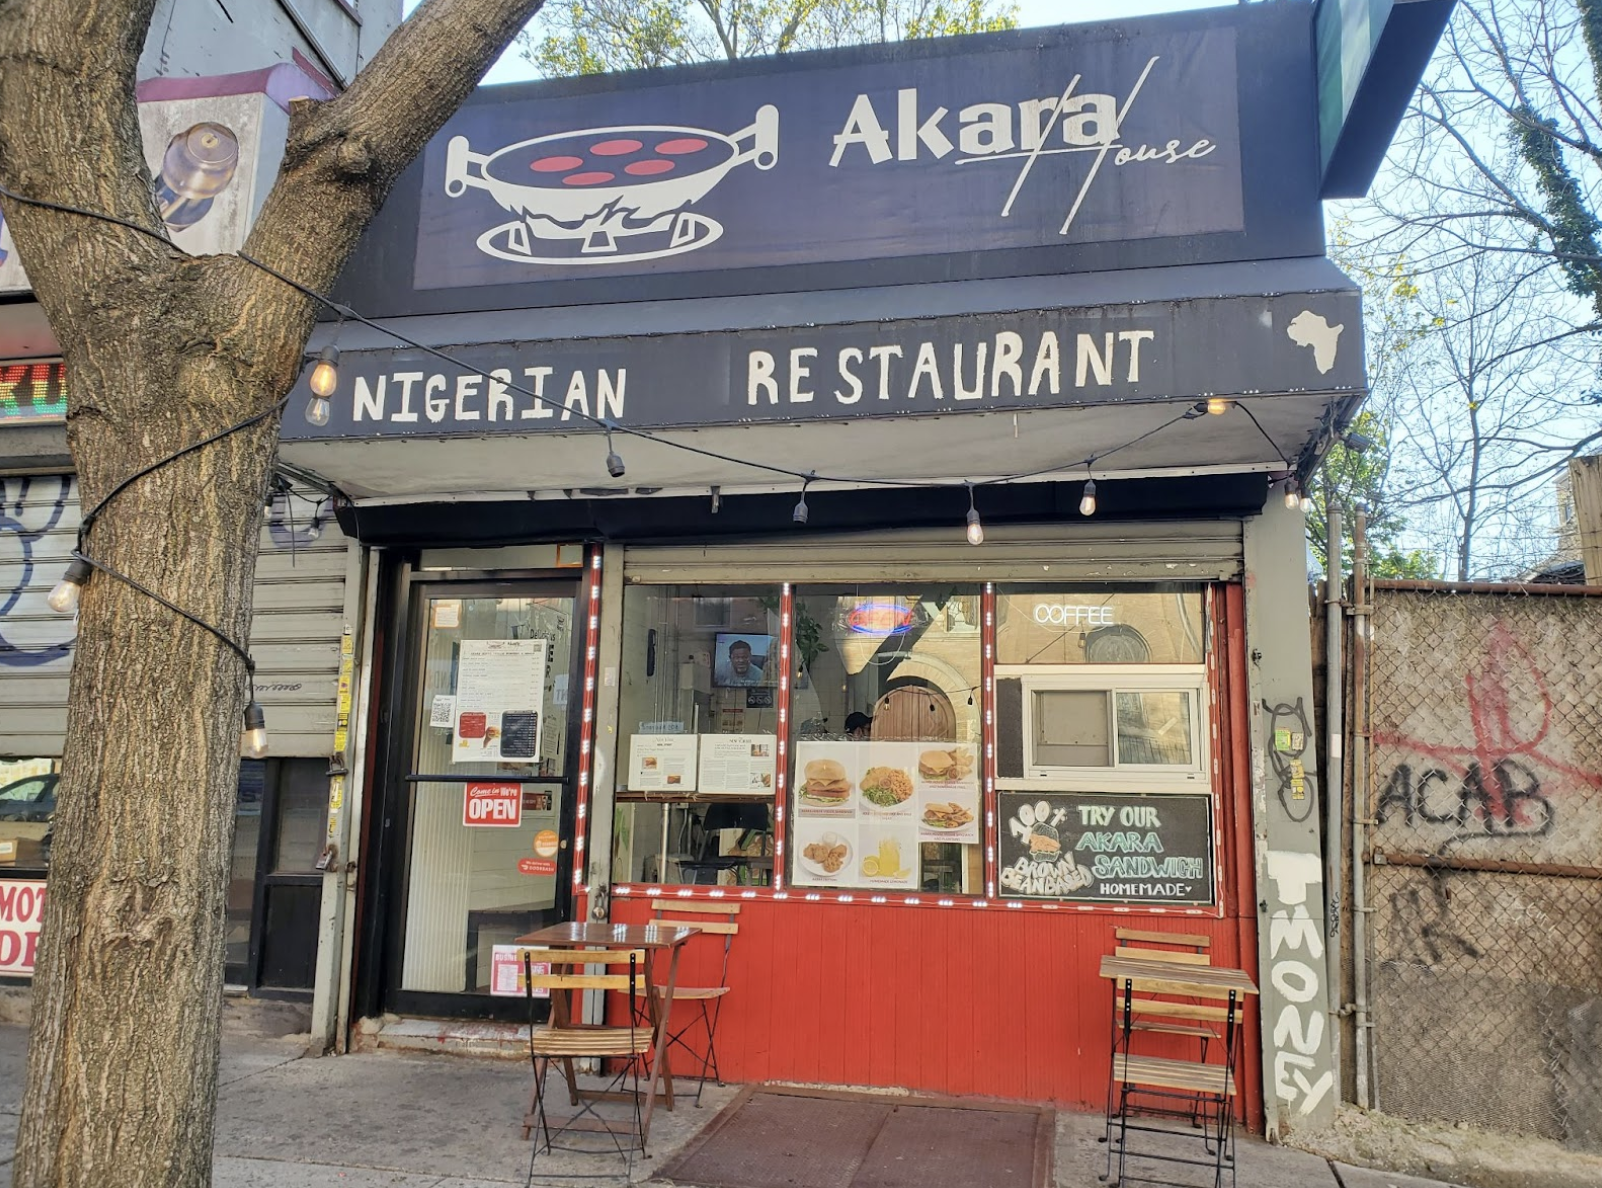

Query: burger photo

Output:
[918, 749, 955, 780]
[801, 758, 852, 805]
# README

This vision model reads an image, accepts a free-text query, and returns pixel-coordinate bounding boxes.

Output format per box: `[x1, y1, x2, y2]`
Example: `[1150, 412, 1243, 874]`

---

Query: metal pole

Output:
[1322, 504, 1344, 1086]
[1351, 508, 1373, 1109]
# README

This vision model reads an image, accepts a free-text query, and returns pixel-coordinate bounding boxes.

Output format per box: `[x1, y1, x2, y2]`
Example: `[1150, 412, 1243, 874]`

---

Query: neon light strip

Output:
[572, 549, 604, 914]
[773, 582, 793, 891]
[982, 582, 999, 899]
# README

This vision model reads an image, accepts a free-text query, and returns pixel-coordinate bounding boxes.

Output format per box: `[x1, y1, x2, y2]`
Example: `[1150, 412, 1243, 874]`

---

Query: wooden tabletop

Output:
[515, 921, 700, 949]
[1098, 954, 1260, 995]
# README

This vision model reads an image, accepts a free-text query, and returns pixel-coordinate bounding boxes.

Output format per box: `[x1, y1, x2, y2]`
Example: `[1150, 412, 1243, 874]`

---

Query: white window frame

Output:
[1002, 665, 1209, 792]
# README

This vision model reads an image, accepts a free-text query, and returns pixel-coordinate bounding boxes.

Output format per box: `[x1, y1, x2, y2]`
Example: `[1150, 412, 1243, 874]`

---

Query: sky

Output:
[472, 0, 1235, 84]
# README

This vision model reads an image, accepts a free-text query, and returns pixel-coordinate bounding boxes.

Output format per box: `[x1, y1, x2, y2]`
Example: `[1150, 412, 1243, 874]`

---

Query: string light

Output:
[1079, 475, 1098, 517]
[1284, 479, 1300, 510]
[0, 178, 1281, 534]
[603, 421, 626, 479]
[242, 699, 269, 758]
[964, 483, 984, 546]
[793, 473, 814, 524]
[46, 557, 92, 614]
[1206, 397, 1232, 415]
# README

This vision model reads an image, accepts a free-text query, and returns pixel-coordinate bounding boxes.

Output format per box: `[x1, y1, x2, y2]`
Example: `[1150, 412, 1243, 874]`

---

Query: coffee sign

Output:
[997, 791, 1214, 905]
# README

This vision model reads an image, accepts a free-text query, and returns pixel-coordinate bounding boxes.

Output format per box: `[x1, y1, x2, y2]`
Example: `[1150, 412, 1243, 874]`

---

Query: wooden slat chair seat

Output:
[1114, 1053, 1236, 1097]
[519, 947, 650, 1172]
[634, 900, 741, 1106]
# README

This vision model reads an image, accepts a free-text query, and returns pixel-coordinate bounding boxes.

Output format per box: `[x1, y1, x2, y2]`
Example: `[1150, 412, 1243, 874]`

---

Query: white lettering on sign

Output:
[827, 60, 1221, 237]
[464, 782, 523, 828]
[348, 368, 626, 424]
[1265, 849, 1334, 1117]
[743, 330, 1154, 408]
[0, 879, 47, 978]
[1032, 604, 1116, 626]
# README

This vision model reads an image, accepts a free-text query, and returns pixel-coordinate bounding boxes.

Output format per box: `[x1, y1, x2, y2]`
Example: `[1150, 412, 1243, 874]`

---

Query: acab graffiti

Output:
[1374, 622, 1602, 851]
[1265, 849, 1333, 1117]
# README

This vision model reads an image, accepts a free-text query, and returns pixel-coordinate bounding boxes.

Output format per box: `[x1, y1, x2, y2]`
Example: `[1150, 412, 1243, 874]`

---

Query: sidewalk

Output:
[0, 1023, 1459, 1188]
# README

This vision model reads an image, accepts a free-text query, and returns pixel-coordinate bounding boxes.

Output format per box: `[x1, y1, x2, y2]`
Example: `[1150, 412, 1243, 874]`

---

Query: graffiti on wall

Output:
[0, 475, 75, 669]
[1265, 848, 1334, 1117]
[2, 476, 330, 670]
[1374, 621, 1602, 857]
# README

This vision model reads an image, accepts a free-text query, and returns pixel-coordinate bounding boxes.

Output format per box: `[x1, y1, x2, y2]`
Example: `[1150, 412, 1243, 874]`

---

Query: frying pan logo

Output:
[445, 105, 779, 266]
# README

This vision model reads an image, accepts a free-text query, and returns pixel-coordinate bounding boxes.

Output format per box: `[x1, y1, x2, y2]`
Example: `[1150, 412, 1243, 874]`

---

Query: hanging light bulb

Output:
[1206, 397, 1233, 416]
[793, 474, 813, 524]
[308, 344, 340, 398]
[47, 557, 93, 614]
[964, 483, 984, 546]
[1079, 477, 1098, 517]
[1299, 492, 1314, 513]
[1284, 480, 1300, 510]
[242, 701, 269, 759]
[304, 394, 331, 427]
[604, 423, 625, 479]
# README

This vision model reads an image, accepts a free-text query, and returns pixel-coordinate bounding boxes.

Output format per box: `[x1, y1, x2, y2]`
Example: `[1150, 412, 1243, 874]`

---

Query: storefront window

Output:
[0, 758, 58, 872]
[996, 586, 1205, 666]
[613, 584, 780, 887]
[788, 585, 982, 895]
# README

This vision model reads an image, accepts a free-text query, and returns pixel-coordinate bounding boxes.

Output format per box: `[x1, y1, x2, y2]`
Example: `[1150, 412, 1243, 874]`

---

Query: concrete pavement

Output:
[1, 1022, 1464, 1187]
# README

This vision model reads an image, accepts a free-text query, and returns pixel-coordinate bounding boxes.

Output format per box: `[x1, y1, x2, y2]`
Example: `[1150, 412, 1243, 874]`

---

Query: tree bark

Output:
[0, 2, 542, 1185]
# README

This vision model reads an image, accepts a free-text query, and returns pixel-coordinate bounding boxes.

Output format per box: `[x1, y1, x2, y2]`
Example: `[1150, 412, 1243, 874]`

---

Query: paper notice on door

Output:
[430, 695, 456, 728]
[452, 638, 546, 765]
[490, 946, 549, 998]
[629, 734, 698, 792]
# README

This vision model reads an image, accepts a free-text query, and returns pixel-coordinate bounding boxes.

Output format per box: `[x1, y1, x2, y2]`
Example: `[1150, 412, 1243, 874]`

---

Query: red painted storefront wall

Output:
[610, 585, 1263, 1125]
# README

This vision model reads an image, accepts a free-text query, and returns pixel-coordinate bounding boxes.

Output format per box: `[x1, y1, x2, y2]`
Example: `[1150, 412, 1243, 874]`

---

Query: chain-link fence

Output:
[1362, 585, 1602, 1152]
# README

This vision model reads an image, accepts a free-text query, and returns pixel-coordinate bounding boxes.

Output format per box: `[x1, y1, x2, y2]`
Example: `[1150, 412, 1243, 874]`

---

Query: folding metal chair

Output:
[521, 947, 653, 1179]
[633, 900, 740, 1105]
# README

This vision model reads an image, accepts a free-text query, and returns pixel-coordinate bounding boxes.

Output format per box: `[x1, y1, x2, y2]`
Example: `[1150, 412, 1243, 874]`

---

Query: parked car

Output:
[0, 773, 58, 823]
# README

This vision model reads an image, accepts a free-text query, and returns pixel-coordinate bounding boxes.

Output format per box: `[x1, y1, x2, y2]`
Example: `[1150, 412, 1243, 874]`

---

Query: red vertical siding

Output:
[615, 582, 1262, 1122]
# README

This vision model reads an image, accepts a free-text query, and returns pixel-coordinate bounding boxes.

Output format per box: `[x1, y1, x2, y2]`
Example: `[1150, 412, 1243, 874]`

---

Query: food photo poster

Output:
[791, 740, 979, 889]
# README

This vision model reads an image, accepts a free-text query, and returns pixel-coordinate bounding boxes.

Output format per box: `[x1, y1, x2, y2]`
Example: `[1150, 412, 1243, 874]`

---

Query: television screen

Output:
[712, 633, 774, 688]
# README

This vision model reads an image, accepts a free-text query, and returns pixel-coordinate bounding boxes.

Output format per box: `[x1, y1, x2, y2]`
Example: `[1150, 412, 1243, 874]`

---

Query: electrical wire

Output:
[0, 179, 1275, 500]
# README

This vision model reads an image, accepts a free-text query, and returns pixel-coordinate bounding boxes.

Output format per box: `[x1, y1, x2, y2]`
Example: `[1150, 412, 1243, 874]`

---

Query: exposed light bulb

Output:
[1079, 478, 1097, 517]
[604, 424, 625, 478]
[242, 701, 269, 759]
[1206, 397, 1232, 415]
[1284, 481, 1300, 510]
[793, 474, 813, 524]
[47, 557, 92, 615]
[1299, 493, 1313, 513]
[964, 484, 983, 546]
[304, 395, 331, 427]
[308, 344, 340, 398]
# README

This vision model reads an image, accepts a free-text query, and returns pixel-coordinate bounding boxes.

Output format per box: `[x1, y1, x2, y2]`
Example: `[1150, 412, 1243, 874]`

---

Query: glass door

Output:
[383, 582, 579, 1018]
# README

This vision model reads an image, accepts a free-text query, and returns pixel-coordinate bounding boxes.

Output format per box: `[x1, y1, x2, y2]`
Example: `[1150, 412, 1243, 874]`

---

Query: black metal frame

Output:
[354, 559, 588, 1024]
[524, 951, 648, 1181]
[1101, 978, 1242, 1188]
[228, 758, 323, 999]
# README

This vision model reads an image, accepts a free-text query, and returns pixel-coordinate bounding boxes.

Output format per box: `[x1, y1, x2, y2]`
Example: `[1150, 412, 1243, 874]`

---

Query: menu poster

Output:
[997, 792, 1215, 905]
[489, 946, 550, 998]
[451, 639, 546, 765]
[699, 734, 777, 795]
[792, 740, 980, 887]
[629, 734, 699, 792]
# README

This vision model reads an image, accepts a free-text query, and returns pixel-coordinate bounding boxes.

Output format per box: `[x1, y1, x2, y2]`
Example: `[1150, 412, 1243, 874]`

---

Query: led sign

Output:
[1032, 604, 1116, 627]
[0, 360, 67, 423]
[847, 603, 915, 636]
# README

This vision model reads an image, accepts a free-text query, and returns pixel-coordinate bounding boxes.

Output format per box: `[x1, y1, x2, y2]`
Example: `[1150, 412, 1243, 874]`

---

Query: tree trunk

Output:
[0, 1, 544, 1184]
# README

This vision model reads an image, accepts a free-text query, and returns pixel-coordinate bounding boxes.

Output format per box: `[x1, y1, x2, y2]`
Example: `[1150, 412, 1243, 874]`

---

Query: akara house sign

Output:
[343, 6, 1322, 315]
[419, 24, 1242, 282]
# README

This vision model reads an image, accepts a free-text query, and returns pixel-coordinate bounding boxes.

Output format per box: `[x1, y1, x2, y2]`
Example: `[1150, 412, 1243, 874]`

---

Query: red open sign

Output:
[464, 781, 522, 827]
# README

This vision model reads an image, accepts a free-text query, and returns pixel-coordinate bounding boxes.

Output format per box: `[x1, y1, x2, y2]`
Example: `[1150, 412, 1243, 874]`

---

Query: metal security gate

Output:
[1355, 581, 1602, 1150]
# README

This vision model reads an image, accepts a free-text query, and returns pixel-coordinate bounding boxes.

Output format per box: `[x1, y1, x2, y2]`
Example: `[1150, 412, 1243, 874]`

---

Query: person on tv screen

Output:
[716, 638, 766, 686]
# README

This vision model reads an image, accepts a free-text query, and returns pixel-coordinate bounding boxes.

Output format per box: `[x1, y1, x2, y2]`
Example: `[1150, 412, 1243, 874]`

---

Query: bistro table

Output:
[515, 921, 700, 1141]
[1097, 954, 1260, 1188]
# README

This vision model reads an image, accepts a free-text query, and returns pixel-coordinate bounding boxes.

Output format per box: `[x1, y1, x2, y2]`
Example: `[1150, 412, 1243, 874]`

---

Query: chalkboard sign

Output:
[997, 792, 1214, 905]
